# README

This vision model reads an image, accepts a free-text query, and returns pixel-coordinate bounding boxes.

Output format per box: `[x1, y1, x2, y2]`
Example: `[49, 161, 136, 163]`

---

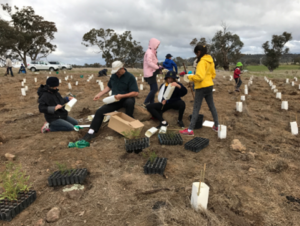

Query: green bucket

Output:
[80, 75, 84, 78]
[56, 71, 59, 74]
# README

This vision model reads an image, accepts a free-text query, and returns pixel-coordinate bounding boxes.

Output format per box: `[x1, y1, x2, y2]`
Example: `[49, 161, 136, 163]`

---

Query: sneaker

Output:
[41, 122, 50, 133]
[177, 120, 185, 128]
[179, 128, 194, 136]
[156, 121, 169, 129]
[212, 125, 218, 132]
[235, 89, 240, 92]
[82, 133, 95, 142]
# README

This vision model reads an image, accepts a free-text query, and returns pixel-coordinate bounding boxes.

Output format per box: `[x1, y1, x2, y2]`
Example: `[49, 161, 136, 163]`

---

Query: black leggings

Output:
[146, 100, 186, 122]
[90, 97, 135, 133]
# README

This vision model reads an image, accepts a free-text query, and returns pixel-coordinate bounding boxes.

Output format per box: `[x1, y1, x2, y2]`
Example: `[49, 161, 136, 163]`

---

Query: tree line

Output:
[0, 4, 294, 72]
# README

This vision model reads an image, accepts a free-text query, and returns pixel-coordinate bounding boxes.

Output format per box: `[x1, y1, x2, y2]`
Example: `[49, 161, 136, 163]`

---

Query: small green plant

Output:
[166, 131, 177, 139]
[122, 129, 140, 139]
[0, 163, 31, 201]
[142, 150, 157, 164]
[55, 162, 72, 175]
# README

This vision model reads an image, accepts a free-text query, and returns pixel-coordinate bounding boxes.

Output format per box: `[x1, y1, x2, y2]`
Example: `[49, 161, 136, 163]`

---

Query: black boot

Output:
[82, 133, 95, 142]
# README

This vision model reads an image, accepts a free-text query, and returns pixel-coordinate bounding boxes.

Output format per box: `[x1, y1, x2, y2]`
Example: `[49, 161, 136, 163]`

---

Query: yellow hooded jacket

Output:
[188, 55, 216, 89]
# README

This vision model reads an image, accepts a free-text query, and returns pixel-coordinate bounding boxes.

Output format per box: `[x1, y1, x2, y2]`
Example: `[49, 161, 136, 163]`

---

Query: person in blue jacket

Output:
[146, 71, 187, 128]
[163, 54, 178, 74]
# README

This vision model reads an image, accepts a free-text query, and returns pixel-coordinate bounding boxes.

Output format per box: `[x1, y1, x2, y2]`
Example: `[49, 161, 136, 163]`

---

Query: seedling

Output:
[122, 129, 140, 140]
[55, 162, 72, 175]
[0, 163, 31, 201]
[142, 150, 157, 164]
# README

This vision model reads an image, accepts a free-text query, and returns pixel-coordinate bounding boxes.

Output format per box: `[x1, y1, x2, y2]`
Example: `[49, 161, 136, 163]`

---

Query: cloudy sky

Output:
[2, 0, 300, 65]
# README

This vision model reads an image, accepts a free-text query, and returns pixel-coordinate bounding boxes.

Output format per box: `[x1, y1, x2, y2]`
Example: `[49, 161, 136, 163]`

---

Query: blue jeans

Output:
[6, 67, 14, 76]
[49, 116, 78, 132]
[144, 83, 158, 104]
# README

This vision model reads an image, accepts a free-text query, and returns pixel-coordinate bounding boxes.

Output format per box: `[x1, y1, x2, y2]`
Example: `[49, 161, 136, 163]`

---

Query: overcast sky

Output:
[2, 0, 300, 65]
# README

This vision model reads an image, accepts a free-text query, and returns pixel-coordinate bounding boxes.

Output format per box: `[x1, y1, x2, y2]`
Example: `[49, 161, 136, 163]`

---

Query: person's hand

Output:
[170, 82, 180, 88]
[68, 97, 74, 101]
[93, 93, 101, 101]
[114, 94, 123, 101]
[55, 104, 63, 110]
[162, 100, 167, 105]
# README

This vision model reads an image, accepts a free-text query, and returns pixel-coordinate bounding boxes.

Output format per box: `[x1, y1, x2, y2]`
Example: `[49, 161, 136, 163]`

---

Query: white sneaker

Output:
[41, 122, 50, 133]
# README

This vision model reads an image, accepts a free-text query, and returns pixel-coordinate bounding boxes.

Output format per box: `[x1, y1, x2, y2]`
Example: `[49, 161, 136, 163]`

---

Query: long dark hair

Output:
[194, 45, 207, 63]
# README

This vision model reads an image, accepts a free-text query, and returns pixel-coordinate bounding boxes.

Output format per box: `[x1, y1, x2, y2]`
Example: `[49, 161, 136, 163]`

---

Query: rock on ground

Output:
[46, 207, 60, 223]
[230, 139, 246, 152]
[5, 153, 15, 161]
[34, 219, 45, 226]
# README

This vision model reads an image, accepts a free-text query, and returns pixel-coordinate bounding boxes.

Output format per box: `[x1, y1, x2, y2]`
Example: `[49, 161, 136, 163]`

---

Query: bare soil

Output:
[1, 68, 300, 226]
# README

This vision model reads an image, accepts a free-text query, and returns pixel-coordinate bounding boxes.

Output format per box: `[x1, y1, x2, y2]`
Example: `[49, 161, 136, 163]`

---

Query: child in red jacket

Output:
[234, 62, 243, 92]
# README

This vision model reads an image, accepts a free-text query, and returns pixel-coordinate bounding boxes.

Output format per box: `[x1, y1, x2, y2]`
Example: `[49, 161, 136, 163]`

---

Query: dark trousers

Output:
[90, 97, 135, 133]
[189, 86, 219, 130]
[6, 67, 14, 76]
[144, 83, 158, 104]
[146, 100, 186, 122]
[235, 78, 242, 89]
[49, 116, 78, 132]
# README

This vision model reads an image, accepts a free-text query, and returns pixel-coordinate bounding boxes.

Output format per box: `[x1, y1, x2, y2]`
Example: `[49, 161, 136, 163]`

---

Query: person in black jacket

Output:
[38, 77, 78, 133]
[146, 71, 187, 128]
[98, 69, 108, 77]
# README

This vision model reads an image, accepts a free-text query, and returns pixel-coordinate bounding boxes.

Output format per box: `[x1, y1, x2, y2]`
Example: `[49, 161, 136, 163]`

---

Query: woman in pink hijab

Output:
[142, 38, 161, 107]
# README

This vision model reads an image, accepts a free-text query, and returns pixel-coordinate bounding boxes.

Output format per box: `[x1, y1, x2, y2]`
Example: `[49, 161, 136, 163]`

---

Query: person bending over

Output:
[38, 77, 78, 133]
[146, 71, 187, 129]
[234, 62, 243, 92]
[98, 69, 108, 77]
[163, 53, 178, 74]
[82, 61, 139, 142]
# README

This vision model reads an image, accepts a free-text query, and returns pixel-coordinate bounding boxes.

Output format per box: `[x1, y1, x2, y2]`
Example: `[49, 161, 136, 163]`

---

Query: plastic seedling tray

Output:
[48, 168, 88, 187]
[144, 157, 167, 175]
[125, 137, 150, 153]
[184, 137, 209, 153]
[158, 133, 183, 145]
[189, 114, 204, 129]
[0, 190, 36, 222]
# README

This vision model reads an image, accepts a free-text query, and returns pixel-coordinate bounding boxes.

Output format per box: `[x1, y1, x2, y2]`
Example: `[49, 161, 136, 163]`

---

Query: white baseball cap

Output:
[111, 61, 124, 74]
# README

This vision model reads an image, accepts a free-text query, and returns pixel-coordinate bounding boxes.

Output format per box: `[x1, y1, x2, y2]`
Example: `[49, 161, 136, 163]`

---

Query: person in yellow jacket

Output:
[180, 45, 219, 136]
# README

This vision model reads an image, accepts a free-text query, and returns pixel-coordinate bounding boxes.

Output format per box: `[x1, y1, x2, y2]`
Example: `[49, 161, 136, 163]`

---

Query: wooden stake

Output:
[202, 163, 206, 183]
[197, 170, 202, 196]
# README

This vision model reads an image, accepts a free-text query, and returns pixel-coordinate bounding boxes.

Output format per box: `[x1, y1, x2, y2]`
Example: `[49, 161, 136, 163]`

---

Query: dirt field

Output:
[1, 67, 300, 226]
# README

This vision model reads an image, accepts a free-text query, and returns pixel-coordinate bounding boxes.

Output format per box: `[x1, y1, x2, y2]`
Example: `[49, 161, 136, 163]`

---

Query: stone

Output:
[5, 153, 15, 161]
[105, 136, 113, 141]
[46, 207, 60, 223]
[248, 167, 256, 172]
[63, 184, 85, 200]
[40, 149, 46, 153]
[230, 139, 246, 152]
[34, 219, 45, 226]
[248, 152, 256, 159]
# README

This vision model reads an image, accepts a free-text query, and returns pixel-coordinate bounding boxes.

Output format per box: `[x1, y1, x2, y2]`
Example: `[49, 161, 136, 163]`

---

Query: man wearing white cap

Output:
[81, 61, 139, 141]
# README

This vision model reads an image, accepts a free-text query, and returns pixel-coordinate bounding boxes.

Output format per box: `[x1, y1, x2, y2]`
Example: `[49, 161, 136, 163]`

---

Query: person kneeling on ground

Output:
[38, 77, 78, 133]
[234, 62, 243, 92]
[146, 71, 187, 129]
[82, 61, 139, 142]
[98, 69, 108, 77]
[18, 64, 27, 74]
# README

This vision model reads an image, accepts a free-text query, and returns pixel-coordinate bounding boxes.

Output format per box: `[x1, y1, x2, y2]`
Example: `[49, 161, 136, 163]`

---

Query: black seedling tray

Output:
[158, 134, 183, 145]
[144, 157, 167, 175]
[125, 137, 150, 153]
[189, 114, 203, 129]
[48, 168, 88, 187]
[184, 137, 209, 153]
[0, 190, 36, 222]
